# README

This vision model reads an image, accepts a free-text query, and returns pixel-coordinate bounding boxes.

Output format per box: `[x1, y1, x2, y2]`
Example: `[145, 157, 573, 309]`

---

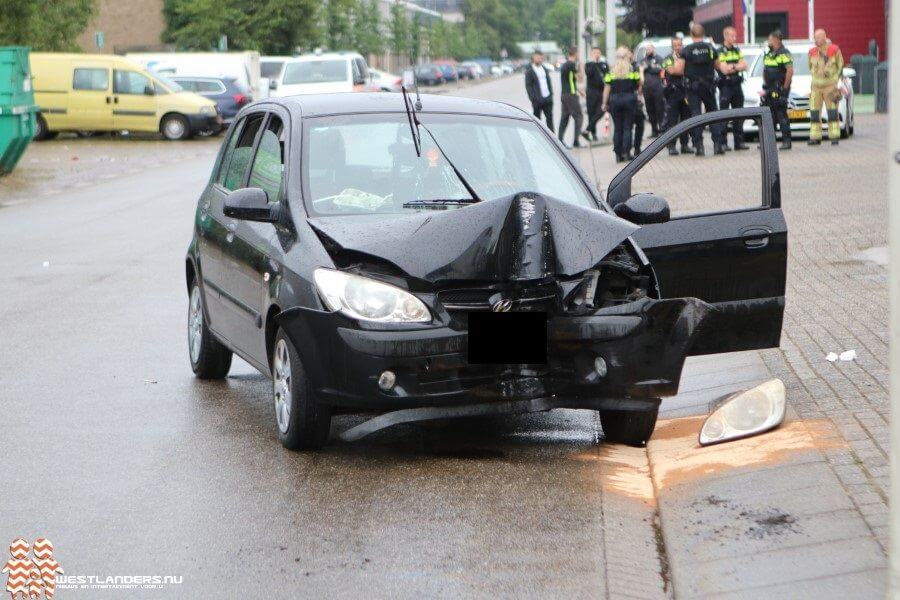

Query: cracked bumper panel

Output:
[276, 297, 710, 411]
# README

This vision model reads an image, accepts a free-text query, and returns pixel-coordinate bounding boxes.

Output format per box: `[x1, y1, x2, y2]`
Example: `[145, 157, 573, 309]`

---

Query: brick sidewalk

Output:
[579, 113, 889, 594]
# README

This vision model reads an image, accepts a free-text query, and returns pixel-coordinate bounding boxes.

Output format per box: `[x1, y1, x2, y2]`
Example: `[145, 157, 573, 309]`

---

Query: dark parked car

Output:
[171, 76, 251, 127]
[436, 63, 459, 82]
[414, 64, 444, 86]
[185, 94, 786, 450]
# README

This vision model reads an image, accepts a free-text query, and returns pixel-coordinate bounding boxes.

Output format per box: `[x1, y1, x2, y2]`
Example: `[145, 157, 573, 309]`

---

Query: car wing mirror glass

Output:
[613, 193, 670, 225]
[144, 85, 155, 95]
[269, 79, 278, 90]
[223, 187, 277, 223]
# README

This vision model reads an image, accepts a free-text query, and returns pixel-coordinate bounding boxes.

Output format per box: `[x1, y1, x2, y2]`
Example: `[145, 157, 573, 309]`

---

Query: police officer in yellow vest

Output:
[808, 28, 844, 145]
[761, 30, 794, 150]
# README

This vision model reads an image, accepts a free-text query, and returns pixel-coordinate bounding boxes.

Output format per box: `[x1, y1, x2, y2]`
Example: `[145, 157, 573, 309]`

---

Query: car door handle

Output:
[106, 96, 111, 104]
[741, 227, 771, 249]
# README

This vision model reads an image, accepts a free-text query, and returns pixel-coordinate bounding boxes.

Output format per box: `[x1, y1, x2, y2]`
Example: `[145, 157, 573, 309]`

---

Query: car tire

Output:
[272, 328, 331, 450]
[33, 114, 57, 141]
[599, 406, 659, 447]
[188, 282, 232, 379]
[161, 113, 191, 141]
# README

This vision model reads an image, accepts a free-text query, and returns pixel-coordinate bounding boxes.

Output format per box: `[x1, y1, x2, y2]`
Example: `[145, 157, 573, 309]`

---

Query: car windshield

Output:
[751, 50, 811, 77]
[150, 72, 183, 92]
[283, 60, 346, 85]
[304, 113, 596, 216]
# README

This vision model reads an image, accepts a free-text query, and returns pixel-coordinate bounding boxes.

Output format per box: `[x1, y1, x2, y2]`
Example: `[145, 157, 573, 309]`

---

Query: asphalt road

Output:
[0, 75, 778, 598]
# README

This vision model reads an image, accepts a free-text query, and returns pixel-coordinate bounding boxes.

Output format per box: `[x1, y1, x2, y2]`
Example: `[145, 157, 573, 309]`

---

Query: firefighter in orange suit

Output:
[808, 28, 844, 145]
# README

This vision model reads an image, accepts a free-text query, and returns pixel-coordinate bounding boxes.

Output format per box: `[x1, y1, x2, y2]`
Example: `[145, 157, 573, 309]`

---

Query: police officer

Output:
[808, 28, 844, 145]
[601, 46, 642, 163]
[584, 46, 609, 142]
[683, 24, 726, 156]
[640, 43, 665, 137]
[761, 30, 793, 150]
[558, 47, 586, 148]
[717, 26, 749, 150]
[662, 37, 692, 156]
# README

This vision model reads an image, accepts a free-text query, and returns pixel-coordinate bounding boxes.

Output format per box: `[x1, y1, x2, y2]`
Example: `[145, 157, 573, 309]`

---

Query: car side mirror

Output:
[613, 193, 670, 225]
[353, 75, 366, 86]
[143, 85, 155, 96]
[223, 187, 278, 223]
[269, 79, 278, 90]
[842, 67, 857, 79]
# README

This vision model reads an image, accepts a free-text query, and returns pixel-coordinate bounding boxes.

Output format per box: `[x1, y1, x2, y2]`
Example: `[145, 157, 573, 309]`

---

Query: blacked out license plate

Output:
[467, 311, 548, 365]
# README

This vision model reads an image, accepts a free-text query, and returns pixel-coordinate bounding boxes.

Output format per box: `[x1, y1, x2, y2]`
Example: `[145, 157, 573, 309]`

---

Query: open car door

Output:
[606, 107, 787, 355]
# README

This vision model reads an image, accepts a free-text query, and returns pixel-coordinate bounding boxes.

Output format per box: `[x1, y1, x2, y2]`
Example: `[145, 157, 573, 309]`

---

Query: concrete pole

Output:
[605, 0, 616, 61]
[577, 0, 586, 64]
[890, 0, 900, 595]
[808, 0, 815, 40]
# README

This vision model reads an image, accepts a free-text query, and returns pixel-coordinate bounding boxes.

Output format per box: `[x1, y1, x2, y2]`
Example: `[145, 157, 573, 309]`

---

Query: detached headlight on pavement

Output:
[314, 268, 430, 323]
[699, 379, 786, 446]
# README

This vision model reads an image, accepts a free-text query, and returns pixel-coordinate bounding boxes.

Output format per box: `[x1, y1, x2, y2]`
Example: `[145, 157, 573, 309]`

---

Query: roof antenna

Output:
[413, 72, 422, 111]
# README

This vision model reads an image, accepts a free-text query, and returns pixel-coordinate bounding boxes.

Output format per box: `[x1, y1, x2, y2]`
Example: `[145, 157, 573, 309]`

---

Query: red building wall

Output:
[723, 0, 885, 58]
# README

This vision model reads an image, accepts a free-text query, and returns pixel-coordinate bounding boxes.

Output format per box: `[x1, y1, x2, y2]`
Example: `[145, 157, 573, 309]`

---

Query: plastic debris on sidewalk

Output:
[825, 352, 838, 362]
[839, 349, 857, 361]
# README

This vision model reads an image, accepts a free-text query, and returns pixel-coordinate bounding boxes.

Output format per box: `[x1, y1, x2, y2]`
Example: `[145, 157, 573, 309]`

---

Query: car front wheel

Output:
[272, 329, 331, 450]
[188, 283, 232, 379]
[599, 405, 659, 447]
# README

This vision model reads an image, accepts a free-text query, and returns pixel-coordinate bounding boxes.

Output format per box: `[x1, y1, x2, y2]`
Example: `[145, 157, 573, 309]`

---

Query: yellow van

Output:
[30, 53, 221, 140]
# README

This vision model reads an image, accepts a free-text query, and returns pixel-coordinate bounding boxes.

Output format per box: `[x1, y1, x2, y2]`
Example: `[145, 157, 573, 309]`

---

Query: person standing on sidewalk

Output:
[662, 37, 692, 156]
[808, 28, 844, 146]
[601, 46, 642, 163]
[640, 43, 665, 137]
[683, 24, 726, 156]
[525, 50, 555, 132]
[584, 47, 609, 142]
[762, 30, 794, 150]
[558, 47, 586, 148]
[717, 26, 749, 150]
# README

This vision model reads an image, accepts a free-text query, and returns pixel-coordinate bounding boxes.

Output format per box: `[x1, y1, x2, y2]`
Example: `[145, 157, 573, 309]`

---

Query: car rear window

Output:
[282, 60, 347, 85]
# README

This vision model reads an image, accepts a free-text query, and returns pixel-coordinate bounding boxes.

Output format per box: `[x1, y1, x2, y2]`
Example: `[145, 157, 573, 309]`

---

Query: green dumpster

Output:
[0, 46, 38, 176]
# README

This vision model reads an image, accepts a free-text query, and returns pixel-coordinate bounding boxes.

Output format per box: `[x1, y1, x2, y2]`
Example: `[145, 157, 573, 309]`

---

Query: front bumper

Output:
[187, 113, 223, 133]
[276, 296, 710, 412]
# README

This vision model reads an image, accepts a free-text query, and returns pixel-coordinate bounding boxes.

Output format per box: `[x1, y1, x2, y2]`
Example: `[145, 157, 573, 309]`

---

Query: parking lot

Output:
[0, 74, 889, 597]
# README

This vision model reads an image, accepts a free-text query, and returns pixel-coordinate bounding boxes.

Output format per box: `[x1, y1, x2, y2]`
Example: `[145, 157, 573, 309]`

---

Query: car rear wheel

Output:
[599, 405, 659, 447]
[33, 114, 57, 141]
[161, 113, 191, 141]
[188, 283, 232, 379]
[272, 329, 331, 450]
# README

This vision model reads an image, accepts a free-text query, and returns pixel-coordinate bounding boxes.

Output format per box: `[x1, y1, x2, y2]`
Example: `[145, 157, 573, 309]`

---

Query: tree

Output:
[619, 0, 694, 37]
[322, 0, 356, 51]
[542, 0, 577, 51]
[353, 0, 384, 57]
[388, 2, 408, 60]
[0, 0, 95, 51]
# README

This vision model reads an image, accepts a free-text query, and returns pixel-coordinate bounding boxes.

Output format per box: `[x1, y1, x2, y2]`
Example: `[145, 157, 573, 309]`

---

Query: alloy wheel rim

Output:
[188, 286, 203, 364]
[166, 119, 185, 139]
[273, 339, 292, 433]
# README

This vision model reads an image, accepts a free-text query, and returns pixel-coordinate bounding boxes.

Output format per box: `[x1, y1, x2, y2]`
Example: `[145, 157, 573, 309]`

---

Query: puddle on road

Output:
[648, 416, 843, 490]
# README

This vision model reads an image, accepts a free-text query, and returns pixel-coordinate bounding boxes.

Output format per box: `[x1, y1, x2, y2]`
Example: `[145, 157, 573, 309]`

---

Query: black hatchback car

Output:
[185, 93, 787, 450]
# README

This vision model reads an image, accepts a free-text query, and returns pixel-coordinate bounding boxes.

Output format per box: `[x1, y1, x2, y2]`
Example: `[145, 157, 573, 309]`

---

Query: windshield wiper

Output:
[401, 86, 422, 157]
[418, 123, 481, 204]
[402, 198, 481, 208]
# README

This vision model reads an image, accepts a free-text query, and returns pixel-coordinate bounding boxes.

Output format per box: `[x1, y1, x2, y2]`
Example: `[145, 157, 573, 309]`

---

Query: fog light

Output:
[378, 370, 397, 391]
[594, 356, 608, 377]
[699, 379, 786, 446]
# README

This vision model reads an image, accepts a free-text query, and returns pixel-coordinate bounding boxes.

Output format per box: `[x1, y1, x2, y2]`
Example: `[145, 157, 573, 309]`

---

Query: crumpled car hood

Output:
[308, 193, 639, 283]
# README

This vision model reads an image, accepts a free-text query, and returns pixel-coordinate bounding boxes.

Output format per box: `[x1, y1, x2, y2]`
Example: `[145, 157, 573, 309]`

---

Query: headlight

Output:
[313, 268, 430, 323]
[199, 105, 216, 115]
[699, 379, 786, 446]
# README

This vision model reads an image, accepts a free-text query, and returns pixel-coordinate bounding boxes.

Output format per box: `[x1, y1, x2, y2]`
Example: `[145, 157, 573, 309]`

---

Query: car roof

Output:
[266, 92, 530, 119]
[285, 52, 362, 63]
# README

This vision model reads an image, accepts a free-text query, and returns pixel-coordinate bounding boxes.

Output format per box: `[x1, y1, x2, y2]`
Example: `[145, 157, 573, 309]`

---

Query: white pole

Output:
[808, 0, 815, 40]
[578, 0, 586, 63]
[889, 0, 900, 595]
[749, 0, 756, 45]
[605, 0, 616, 61]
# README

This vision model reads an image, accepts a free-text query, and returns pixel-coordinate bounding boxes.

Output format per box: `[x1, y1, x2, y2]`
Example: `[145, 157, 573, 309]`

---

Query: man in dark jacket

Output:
[558, 47, 585, 148]
[640, 43, 665, 136]
[524, 50, 554, 131]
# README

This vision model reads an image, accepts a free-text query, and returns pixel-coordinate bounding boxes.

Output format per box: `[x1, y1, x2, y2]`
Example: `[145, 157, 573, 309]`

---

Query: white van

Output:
[270, 52, 373, 96]
[126, 51, 262, 99]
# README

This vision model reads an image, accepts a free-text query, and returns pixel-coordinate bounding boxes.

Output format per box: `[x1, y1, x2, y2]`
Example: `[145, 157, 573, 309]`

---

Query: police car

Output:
[742, 40, 856, 139]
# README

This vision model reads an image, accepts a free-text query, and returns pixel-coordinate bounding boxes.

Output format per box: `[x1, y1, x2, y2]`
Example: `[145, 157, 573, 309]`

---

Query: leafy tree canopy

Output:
[0, 0, 95, 51]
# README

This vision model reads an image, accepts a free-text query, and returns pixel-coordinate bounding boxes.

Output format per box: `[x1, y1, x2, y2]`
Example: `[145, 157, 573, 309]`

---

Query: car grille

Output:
[790, 96, 810, 110]
[438, 284, 559, 327]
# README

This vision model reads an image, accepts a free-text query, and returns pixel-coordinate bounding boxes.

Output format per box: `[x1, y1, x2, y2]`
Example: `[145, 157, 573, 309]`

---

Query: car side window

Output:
[219, 114, 265, 191]
[73, 68, 109, 91]
[248, 115, 285, 203]
[176, 79, 197, 92]
[114, 70, 153, 95]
